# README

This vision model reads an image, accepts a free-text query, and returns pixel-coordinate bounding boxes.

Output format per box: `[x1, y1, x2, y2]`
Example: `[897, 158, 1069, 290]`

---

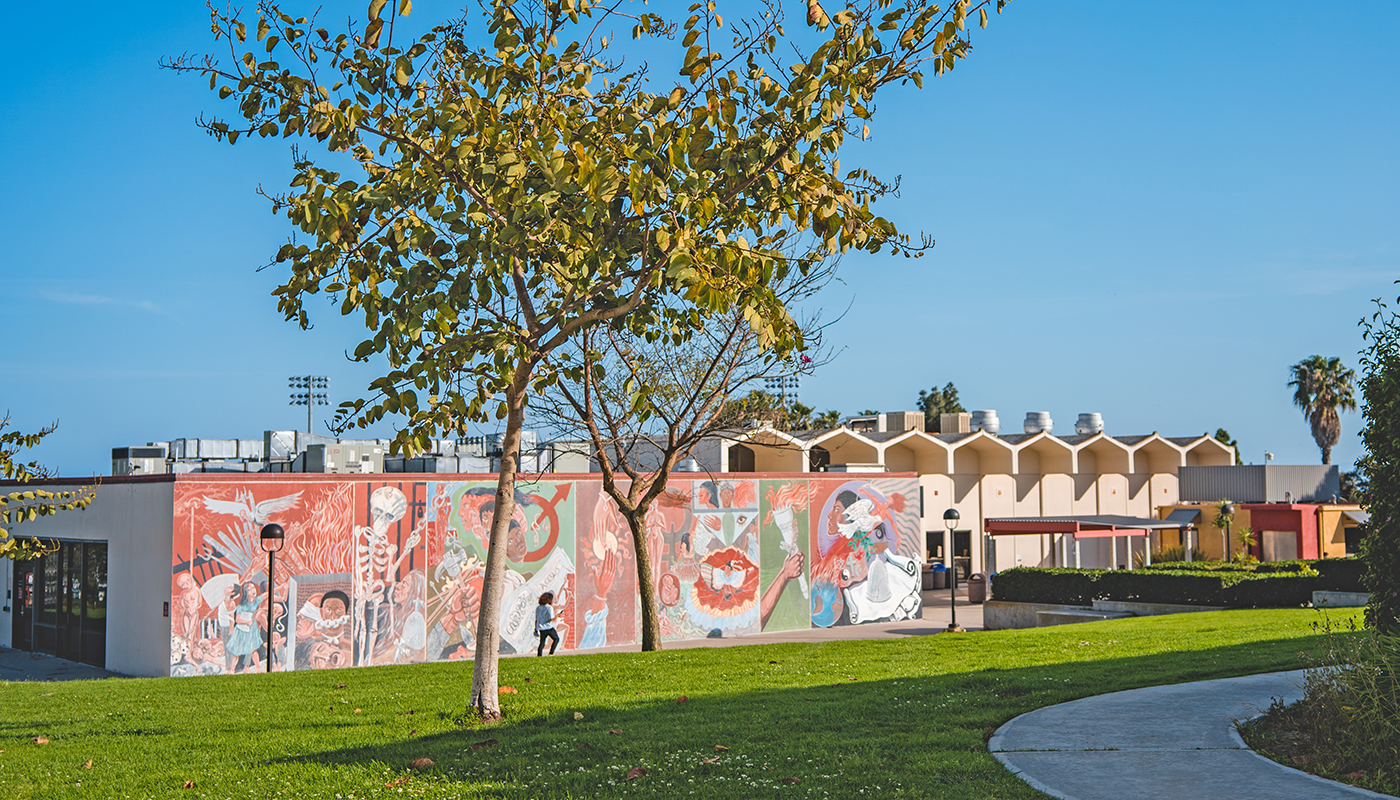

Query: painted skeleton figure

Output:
[353, 487, 419, 664]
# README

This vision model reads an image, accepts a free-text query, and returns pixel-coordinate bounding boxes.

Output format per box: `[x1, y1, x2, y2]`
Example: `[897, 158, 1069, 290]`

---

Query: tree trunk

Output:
[622, 507, 663, 651]
[1322, 445, 1332, 465]
[469, 375, 530, 719]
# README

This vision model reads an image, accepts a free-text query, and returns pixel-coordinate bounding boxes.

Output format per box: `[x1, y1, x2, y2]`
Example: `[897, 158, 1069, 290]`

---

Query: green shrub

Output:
[1255, 560, 1315, 574]
[1360, 295, 1400, 634]
[990, 567, 1316, 607]
[1144, 561, 1251, 572]
[988, 567, 1105, 605]
[1242, 618, 1400, 796]
[1146, 546, 1207, 564]
[1315, 556, 1367, 593]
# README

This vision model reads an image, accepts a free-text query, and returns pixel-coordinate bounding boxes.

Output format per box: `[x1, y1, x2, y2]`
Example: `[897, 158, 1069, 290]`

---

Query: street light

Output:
[1220, 503, 1236, 563]
[943, 508, 964, 633]
[259, 523, 285, 673]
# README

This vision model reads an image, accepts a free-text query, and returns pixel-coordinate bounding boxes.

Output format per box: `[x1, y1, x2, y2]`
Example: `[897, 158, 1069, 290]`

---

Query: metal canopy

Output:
[984, 514, 1193, 539]
[1163, 507, 1202, 526]
[1343, 509, 1371, 525]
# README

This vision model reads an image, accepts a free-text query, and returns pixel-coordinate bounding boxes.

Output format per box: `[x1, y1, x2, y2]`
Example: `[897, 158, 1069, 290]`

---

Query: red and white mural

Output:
[168, 474, 920, 676]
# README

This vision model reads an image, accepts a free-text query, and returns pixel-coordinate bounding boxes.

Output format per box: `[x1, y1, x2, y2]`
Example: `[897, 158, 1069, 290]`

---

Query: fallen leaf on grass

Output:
[408, 729, 418, 737]
[499, 686, 518, 694]
[32, 737, 48, 745]
[626, 766, 648, 781]
[573, 711, 585, 720]
[353, 708, 362, 713]
[609, 729, 624, 735]
[1292, 756, 1309, 766]
[40, 692, 54, 697]
[1345, 771, 1367, 780]
[84, 759, 93, 770]
[782, 777, 802, 784]
[576, 743, 593, 750]
[700, 756, 720, 765]
[471, 739, 498, 751]
[385, 776, 411, 788]
[524, 678, 533, 683]
[336, 683, 347, 689]
[396, 710, 416, 716]
[676, 695, 688, 703]
[714, 744, 729, 753]
[769, 660, 778, 665]
[410, 757, 435, 770]
[182, 780, 195, 789]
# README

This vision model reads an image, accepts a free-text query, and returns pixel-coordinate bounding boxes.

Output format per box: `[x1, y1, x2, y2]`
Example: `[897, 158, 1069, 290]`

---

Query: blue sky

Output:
[3, 1, 1396, 477]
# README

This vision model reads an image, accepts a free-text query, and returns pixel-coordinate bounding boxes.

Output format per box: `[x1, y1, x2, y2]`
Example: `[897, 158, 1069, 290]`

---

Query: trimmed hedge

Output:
[986, 568, 1107, 605]
[990, 567, 1317, 608]
[1314, 557, 1367, 593]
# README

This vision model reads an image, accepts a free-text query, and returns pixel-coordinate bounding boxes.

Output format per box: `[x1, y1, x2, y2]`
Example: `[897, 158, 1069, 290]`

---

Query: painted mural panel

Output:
[168, 474, 920, 676]
[809, 477, 922, 627]
[573, 481, 637, 649]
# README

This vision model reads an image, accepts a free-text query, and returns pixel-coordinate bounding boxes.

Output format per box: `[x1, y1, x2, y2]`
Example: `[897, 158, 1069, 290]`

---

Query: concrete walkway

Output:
[0, 647, 123, 682]
[990, 670, 1397, 800]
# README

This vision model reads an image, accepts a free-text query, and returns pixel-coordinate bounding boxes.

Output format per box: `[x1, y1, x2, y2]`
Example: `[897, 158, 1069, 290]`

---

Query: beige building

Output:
[707, 422, 1236, 576]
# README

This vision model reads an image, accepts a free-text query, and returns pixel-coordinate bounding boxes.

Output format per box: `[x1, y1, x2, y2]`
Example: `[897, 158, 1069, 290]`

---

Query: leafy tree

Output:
[1, 416, 95, 560]
[1210, 498, 1235, 563]
[917, 381, 964, 432]
[1213, 428, 1243, 465]
[1341, 454, 1372, 505]
[717, 389, 834, 432]
[539, 266, 830, 650]
[172, 0, 1012, 716]
[1289, 355, 1358, 465]
[1359, 287, 1400, 633]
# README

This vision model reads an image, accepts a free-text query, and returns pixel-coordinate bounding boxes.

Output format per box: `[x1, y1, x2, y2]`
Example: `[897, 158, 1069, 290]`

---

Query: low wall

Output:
[983, 601, 1089, 630]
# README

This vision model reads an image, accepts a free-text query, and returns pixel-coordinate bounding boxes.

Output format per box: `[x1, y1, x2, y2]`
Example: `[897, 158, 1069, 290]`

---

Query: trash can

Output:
[966, 573, 988, 604]
[926, 564, 947, 590]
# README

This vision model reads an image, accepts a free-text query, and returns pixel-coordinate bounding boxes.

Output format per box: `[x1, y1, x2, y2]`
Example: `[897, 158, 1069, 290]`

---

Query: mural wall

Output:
[168, 474, 921, 676]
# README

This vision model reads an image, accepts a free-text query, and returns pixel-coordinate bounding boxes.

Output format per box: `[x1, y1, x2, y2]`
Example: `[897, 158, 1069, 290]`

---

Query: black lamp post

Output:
[943, 509, 963, 633]
[1220, 503, 1235, 563]
[259, 523, 285, 673]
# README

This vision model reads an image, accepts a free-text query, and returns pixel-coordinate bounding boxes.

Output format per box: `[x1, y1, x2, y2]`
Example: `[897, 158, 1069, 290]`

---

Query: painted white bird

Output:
[202, 490, 303, 529]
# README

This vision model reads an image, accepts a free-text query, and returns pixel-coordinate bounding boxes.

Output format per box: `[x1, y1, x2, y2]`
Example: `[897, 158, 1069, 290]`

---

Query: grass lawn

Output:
[0, 608, 1358, 799]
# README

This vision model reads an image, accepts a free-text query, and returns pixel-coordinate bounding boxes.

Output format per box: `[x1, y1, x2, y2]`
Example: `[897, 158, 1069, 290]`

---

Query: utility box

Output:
[111, 446, 168, 476]
[306, 444, 385, 473]
[938, 413, 972, 434]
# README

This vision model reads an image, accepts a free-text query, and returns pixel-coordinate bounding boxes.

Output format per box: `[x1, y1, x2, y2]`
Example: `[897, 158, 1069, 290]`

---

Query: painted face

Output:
[827, 500, 845, 536]
[720, 485, 735, 507]
[320, 597, 348, 637]
[308, 640, 349, 670]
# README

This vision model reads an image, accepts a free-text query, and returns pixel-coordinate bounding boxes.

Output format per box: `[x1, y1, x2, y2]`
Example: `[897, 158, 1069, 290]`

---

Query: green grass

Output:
[0, 608, 1359, 799]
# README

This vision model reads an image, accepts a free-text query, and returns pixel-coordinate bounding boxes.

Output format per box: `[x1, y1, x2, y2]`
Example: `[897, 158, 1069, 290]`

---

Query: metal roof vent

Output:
[970, 410, 1000, 435]
[1023, 412, 1053, 435]
[1075, 413, 1104, 435]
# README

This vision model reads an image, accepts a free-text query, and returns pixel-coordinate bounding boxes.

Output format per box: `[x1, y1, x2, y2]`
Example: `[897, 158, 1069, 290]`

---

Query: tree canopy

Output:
[0, 416, 95, 560]
[917, 380, 964, 432]
[1359, 286, 1400, 634]
[171, 0, 1013, 715]
[1288, 355, 1357, 465]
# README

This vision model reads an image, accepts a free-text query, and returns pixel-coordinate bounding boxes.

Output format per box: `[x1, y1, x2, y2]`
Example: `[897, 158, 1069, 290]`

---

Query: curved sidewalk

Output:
[989, 670, 1397, 800]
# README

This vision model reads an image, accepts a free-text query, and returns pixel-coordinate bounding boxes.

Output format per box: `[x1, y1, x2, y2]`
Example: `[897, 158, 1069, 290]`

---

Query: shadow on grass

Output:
[267, 629, 1324, 799]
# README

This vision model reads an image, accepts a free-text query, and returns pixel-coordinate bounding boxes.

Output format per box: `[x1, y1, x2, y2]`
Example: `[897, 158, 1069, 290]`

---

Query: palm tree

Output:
[1288, 356, 1357, 465]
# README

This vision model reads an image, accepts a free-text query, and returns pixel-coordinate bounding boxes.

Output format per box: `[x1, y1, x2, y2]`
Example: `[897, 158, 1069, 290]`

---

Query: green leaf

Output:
[394, 56, 412, 86]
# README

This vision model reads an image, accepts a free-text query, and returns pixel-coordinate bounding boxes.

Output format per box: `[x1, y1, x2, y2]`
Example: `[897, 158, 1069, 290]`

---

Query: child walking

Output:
[535, 591, 560, 657]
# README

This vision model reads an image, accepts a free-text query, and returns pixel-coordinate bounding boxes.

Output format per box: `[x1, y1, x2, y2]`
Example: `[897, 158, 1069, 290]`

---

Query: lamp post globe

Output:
[259, 524, 285, 673]
[942, 509, 963, 633]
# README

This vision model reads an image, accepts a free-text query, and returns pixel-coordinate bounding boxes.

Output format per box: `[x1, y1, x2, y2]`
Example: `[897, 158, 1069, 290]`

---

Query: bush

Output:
[1241, 618, 1400, 796]
[1314, 557, 1367, 593]
[1360, 296, 1400, 634]
[988, 568, 1105, 605]
[1144, 561, 1251, 572]
[990, 567, 1316, 607]
[1255, 560, 1315, 574]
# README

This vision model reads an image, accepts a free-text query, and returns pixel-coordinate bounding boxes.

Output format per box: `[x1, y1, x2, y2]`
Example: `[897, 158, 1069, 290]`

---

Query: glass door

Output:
[15, 541, 107, 667]
[12, 561, 36, 651]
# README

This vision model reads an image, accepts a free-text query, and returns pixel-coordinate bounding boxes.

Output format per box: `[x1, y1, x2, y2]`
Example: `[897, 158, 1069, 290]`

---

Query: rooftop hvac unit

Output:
[1075, 413, 1104, 435]
[970, 410, 1000, 435]
[1023, 412, 1053, 435]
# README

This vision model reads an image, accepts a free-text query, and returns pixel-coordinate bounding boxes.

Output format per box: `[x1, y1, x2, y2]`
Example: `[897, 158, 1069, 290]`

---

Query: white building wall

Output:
[6, 480, 174, 677]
